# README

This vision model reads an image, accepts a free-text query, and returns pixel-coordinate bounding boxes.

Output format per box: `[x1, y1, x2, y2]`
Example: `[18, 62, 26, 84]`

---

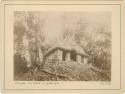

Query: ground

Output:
[15, 61, 111, 81]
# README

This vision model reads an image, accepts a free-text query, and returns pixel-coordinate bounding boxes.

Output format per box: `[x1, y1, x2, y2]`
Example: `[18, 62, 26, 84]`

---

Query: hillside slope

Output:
[15, 60, 110, 81]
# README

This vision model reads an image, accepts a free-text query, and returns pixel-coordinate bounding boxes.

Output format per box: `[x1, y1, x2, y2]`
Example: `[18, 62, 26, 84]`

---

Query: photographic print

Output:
[14, 11, 111, 81]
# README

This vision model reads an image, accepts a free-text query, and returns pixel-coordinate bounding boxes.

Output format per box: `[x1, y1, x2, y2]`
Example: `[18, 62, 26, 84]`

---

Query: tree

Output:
[14, 12, 46, 72]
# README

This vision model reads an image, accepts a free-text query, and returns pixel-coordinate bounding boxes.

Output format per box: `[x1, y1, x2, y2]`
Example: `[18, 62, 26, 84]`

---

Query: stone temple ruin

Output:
[45, 42, 88, 64]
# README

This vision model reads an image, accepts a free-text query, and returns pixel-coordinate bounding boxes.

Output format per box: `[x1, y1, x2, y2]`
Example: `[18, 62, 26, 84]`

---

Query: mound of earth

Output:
[14, 61, 110, 81]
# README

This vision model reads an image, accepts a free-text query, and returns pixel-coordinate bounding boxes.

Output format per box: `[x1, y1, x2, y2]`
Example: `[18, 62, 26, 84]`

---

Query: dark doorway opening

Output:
[70, 50, 76, 61]
[62, 51, 66, 61]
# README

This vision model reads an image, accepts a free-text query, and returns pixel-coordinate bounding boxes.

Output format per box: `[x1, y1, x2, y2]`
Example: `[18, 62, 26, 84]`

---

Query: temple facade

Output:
[45, 45, 88, 64]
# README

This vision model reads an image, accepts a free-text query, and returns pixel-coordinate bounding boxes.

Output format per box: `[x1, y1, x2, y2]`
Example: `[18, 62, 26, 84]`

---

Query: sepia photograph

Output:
[14, 11, 111, 81]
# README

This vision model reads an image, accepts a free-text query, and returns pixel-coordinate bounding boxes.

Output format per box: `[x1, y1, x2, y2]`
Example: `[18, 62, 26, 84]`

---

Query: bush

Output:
[14, 53, 29, 77]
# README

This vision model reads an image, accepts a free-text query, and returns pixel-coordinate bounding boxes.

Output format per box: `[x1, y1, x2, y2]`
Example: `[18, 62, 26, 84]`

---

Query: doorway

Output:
[70, 50, 76, 61]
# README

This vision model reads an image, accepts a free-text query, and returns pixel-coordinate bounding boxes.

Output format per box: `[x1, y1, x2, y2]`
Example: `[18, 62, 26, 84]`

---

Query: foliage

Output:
[14, 12, 111, 81]
[14, 53, 29, 76]
[62, 23, 111, 72]
[14, 12, 47, 69]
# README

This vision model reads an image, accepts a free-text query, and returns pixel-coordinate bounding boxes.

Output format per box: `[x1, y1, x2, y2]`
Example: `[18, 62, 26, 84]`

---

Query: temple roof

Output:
[45, 41, 88, 57]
